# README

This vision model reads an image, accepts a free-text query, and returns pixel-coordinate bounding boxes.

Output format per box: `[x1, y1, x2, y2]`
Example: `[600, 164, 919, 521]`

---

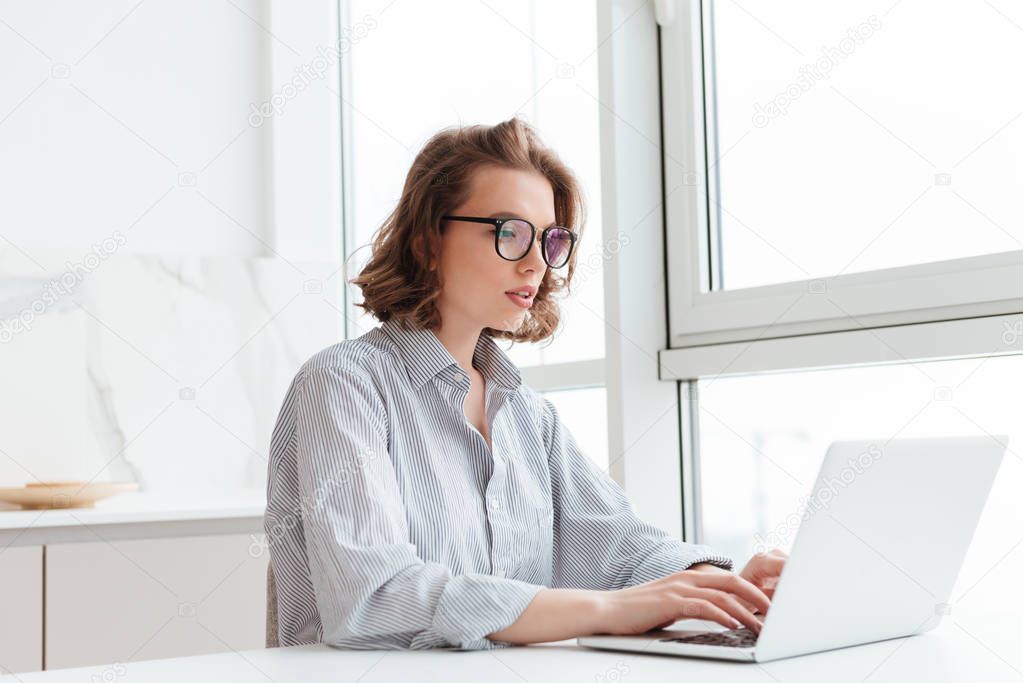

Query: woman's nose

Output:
[521, 233, 546, 271]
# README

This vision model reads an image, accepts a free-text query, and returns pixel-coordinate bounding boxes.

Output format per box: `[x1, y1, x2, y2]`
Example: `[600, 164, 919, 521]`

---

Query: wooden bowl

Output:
[0, 481, 139, 510]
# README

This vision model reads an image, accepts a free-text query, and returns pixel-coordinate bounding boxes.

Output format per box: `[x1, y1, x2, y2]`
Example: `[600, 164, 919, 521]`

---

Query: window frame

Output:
[660, 0, 1023, 360]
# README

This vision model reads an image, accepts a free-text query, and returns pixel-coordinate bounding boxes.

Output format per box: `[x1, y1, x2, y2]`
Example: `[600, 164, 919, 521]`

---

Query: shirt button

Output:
[495, 569, 506, 578]
[490, 496, 501, 510]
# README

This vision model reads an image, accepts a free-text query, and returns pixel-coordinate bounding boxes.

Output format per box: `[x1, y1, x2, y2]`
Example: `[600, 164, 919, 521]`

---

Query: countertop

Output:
[0, 489, 266, 546]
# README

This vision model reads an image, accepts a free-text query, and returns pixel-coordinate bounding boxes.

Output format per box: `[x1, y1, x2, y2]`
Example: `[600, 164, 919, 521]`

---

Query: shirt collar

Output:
[380, 317, 523, 392]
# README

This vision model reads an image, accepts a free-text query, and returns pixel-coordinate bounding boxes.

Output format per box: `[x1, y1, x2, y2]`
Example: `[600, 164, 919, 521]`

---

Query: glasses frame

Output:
[440, 215, 578, 268]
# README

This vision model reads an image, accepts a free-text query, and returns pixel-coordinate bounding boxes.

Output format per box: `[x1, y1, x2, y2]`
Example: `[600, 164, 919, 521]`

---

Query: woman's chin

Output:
[489, 313, 525, 333]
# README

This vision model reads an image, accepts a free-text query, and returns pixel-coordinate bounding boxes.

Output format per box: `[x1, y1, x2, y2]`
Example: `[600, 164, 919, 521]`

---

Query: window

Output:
[340, 0, 609, 462]
[660, 1, 1023, 349]
[541, 386, 608, 470]
[709, 1, 1023, 290]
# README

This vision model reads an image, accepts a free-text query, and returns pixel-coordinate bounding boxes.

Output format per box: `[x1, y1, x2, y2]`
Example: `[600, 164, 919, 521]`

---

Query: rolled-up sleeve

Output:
[541, 397, 733, 590]
[295, 366, 543, 650]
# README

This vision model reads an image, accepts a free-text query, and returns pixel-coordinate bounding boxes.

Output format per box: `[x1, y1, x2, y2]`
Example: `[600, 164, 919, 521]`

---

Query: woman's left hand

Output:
[738, 549, 787, 604]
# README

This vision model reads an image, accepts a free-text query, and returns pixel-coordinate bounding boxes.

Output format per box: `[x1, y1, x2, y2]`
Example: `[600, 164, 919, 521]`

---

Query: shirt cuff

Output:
[627, 538, 734, 586]
[413, 574, 546, 650]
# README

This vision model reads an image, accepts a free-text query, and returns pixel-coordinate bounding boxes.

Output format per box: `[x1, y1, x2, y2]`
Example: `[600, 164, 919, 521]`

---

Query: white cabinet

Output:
[0, 545, 43, 673]
[44, 533, 267, 671]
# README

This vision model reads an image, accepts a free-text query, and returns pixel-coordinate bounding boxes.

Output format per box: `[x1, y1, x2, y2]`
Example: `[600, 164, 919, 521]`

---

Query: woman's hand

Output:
[592, 566, 772, 636]
[492, 550, 790, 645]
[739, 548, 788, 602]
[688, 549, 788, 615]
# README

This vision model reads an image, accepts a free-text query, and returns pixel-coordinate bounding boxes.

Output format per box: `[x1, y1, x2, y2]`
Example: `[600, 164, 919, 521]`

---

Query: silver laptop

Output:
[578, 435, 1006, 662]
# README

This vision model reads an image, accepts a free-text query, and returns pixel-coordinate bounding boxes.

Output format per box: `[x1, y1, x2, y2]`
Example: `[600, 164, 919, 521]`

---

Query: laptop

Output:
[578, 435, 1006, 662]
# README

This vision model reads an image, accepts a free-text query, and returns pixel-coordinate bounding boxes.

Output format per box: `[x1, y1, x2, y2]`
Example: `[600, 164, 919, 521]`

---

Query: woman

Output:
[265, 117, 786, 650]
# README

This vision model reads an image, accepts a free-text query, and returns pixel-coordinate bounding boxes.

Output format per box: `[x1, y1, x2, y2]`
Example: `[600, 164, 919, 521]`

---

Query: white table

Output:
[7, 622, 1022, 683]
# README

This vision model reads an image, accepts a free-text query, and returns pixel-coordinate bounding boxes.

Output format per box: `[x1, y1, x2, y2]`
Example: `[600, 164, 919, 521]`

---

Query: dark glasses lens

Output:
[496, 219, 534, 260]
[543, 227, 574, 268]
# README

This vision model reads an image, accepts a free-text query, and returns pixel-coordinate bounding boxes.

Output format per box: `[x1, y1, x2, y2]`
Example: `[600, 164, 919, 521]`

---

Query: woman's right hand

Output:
[592, 567, 772, 636]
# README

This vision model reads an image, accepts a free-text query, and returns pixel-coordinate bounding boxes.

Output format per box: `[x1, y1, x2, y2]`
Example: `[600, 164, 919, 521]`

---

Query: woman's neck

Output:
[433, 319, 483, 375]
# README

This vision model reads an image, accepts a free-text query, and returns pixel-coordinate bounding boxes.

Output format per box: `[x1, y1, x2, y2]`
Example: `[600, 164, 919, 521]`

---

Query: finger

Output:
[750, 555, 786, 579]
[688, 587, 763, 634]
[690, 571, 772, 613]
[734, 594, 758, 613]
[750, 568, 784, 602]
[677, 598, 743, 632]
[688, 572, 772, 615]
[741, 554, 785, 586]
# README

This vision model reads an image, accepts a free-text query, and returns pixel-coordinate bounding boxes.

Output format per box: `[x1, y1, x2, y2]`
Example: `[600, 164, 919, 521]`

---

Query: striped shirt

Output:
[264, 317, 733, 651]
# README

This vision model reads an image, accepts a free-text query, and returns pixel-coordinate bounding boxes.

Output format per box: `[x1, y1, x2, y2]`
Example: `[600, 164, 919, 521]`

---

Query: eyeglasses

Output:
[440, 215, 577, 269]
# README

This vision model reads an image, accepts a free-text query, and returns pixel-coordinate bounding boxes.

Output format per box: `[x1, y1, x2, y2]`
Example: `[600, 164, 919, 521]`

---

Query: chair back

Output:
[265, 562, 279, 648]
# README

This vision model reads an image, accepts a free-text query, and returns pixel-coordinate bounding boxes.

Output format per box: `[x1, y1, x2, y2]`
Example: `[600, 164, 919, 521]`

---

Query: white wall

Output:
[0, 1, 344, 494]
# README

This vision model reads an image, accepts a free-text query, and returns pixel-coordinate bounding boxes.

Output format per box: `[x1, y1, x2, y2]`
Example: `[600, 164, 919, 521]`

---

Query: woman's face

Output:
[435, 165, 555, 334]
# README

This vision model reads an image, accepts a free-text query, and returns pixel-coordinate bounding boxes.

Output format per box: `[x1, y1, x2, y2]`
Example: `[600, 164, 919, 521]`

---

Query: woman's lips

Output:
[505, 292, 534, 309]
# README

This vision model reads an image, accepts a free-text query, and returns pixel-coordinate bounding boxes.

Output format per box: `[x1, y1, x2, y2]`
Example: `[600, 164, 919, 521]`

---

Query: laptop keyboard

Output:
[658, 627, 759, 648]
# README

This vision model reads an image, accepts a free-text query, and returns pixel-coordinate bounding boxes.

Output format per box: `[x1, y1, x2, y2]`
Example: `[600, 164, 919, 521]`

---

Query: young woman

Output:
[265, 118, 786, 650]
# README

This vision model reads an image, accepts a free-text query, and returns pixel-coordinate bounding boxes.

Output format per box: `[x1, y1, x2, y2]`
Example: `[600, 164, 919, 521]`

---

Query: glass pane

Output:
[541, 386, 608, 471]
[344, 0, 605, 365]
[708, 1, 1023, 290]
[697, 355, 1023, 633]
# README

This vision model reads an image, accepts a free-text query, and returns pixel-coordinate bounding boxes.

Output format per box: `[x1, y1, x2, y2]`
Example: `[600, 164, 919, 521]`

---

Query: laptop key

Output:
[658, 628, 759, 648]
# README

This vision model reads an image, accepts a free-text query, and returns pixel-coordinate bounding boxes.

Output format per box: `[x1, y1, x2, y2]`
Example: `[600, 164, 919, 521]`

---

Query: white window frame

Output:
[659, 0, 1023, 358]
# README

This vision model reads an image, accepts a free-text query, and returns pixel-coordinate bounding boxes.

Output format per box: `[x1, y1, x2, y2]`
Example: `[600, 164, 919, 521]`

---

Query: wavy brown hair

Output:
[350, 117, 586, 344]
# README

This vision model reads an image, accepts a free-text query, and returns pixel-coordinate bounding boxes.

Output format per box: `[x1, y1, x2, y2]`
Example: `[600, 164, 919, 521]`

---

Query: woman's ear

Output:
[411, 233, 434, 272]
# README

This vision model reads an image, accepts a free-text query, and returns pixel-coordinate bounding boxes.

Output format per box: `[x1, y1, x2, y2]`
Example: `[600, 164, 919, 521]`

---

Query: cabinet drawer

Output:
[45, 533, 267, 670]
